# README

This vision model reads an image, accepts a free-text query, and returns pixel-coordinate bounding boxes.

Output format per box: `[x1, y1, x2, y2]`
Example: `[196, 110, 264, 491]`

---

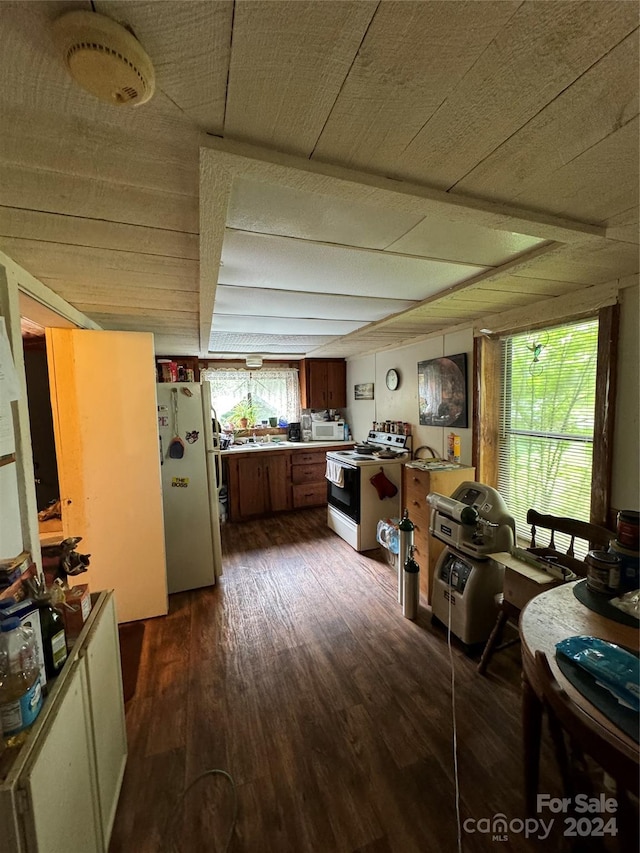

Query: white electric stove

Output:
[326, 431, 410, 551]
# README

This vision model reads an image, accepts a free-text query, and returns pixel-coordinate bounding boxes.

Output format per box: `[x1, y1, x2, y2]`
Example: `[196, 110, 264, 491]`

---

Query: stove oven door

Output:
[326, 462, 361, 523]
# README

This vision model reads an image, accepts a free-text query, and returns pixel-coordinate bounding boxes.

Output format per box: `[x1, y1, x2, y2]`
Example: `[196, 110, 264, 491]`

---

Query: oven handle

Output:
[326, 455, 358, 471]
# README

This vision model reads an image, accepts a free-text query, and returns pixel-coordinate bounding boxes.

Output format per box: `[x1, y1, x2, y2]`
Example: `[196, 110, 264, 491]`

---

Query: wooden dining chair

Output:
[535, 651, 638, 849]
[526, 510, 615, 578]
[478, 510, 615, 675]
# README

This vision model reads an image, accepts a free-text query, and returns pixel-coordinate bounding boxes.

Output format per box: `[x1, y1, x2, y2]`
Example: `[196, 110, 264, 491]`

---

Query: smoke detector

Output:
[245, 355, 263, 370]
[53, 10, 155, 106]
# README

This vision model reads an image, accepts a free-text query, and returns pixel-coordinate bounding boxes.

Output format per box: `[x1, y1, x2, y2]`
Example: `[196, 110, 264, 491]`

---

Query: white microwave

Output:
[312, 420, 345, 441]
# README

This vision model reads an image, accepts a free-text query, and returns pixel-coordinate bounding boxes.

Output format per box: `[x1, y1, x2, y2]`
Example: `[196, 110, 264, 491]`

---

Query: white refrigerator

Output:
[156, 381, 223, 593]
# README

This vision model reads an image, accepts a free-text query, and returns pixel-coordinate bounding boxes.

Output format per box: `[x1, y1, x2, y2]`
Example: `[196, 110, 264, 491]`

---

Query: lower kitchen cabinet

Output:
[225, 444, 350, 520]
[0, 590, 126, 853]
[265, 453, 292, 513]
[291, 449, 329, 509]
[235, 455, 268, 518]
[401, 465, 475, 603]
[229, 452, 293, 520]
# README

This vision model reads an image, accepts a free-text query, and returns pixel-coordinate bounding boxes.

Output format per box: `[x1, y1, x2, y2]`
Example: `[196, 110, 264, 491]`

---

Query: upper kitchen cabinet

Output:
[299, 359, 347, 410]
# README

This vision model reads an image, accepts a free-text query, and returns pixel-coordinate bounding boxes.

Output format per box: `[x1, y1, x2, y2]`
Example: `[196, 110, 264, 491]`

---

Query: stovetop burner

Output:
[328, 431, 410, 467]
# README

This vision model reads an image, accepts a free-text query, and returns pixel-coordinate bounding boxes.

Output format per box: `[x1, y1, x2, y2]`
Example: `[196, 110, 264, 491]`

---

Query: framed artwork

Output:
[354, 382, 374, 400]
[417, 353, 468, 427]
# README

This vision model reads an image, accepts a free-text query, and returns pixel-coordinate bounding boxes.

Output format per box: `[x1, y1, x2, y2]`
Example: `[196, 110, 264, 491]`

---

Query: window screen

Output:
[497, 319, 599, 556]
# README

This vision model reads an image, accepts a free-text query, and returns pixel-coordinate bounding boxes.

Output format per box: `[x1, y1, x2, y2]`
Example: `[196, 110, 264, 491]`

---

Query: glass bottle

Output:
[35, 596, 68, 679]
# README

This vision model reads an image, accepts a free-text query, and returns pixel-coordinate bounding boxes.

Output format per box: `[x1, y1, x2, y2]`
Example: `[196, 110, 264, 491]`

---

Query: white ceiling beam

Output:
[200, 138, 607, 243]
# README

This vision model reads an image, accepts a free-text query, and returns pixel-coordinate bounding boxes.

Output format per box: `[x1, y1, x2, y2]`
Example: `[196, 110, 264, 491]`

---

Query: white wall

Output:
[346, 328, 474, 465]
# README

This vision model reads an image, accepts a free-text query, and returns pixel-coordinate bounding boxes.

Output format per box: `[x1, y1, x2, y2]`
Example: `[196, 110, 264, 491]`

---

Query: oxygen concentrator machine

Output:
[429, 482, 515, 645]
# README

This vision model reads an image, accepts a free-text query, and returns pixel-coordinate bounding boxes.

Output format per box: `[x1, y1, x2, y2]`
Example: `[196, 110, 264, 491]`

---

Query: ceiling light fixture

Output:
[245, 355, 263, 369]
[52, 10, 156, 106]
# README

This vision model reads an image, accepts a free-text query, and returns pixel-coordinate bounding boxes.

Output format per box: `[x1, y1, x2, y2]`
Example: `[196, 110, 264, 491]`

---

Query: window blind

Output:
[497, 319, 599, 556]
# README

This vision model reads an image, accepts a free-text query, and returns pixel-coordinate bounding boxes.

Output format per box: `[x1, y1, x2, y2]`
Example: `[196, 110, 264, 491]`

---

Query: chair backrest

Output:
[526, 509, 614, 562]
[535, 651, 639, 796]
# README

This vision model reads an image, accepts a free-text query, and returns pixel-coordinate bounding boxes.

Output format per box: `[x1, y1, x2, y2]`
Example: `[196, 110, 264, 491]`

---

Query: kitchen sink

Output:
[224, 440, 291, 451]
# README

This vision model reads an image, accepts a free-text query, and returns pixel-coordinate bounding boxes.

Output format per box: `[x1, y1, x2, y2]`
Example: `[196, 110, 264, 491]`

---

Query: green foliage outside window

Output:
[498, 319, 598, 553]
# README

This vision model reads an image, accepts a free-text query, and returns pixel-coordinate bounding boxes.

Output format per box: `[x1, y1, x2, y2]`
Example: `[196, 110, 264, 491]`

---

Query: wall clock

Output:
[385, 368, 400, 391]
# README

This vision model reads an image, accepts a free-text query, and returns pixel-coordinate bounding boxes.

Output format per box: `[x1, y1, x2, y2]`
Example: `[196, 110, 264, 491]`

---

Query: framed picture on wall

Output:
[354, 382, 374, 400]
[417, 353, 468, 427]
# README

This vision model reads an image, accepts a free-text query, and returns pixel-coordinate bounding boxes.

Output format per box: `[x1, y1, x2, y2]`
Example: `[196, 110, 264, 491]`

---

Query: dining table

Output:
[519, 580, 639, 815]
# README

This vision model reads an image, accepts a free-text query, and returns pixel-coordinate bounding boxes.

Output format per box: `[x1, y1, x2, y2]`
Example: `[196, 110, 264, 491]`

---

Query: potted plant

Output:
[229, 398, 258, 429]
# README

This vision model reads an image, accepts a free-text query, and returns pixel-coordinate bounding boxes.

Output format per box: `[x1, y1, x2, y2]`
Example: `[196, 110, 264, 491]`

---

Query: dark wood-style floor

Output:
[109, 508, 575, 853]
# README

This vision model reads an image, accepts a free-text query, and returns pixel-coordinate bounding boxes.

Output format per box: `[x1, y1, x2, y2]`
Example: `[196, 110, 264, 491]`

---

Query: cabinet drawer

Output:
[411, 513, 432, 538]
[404, 479, 431, 502]
[292, 450, 327, 466]
[293, 482, 327, 507]
[292, 462, 326, 484]
[404, 498, 431, 525]
[405, 491, 431, 513]
[402, 487, 431, 520]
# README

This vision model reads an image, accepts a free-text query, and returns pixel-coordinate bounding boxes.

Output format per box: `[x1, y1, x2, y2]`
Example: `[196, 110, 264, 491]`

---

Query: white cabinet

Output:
[0, 591, 127, 852]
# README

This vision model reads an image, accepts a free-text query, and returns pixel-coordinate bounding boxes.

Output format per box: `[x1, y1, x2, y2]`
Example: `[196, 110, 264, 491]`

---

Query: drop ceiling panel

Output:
[212, 314, 362, 335]
[209, 331, 336, 355]
[227, 177, 425, 248]
[220, 231, 488, 298]
[386, 217, 547, 266]
[214, 284, 417, 320]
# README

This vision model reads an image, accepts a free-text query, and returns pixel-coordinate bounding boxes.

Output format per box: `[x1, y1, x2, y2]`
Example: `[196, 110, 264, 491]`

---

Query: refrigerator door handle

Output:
[202, 387, 223, 579]
[209, 404, 223, 496]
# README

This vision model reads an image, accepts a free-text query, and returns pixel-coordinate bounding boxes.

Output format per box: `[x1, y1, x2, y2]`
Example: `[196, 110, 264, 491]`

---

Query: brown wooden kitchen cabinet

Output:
[291, 448, 329, 508]
[227, 451, 293, 521]
[266, 453, 293, 513]
[299, 359, 346, 409]
[225, 443, 352, 520]
[401, 465, 475, 604]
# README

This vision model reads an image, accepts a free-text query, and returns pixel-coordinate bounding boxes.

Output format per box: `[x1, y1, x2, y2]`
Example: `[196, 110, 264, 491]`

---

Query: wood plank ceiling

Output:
[1, 0, 638, 358]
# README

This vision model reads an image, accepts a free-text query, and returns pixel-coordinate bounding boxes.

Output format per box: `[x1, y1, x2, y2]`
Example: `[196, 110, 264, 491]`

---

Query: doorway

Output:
[23, 339, 58, 509]
[18, 291, 78, 548]
[21, 320, 66, 546]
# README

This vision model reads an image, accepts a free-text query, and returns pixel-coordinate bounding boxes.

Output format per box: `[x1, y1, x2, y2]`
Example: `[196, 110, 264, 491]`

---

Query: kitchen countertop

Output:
[221, 440, 353, 455]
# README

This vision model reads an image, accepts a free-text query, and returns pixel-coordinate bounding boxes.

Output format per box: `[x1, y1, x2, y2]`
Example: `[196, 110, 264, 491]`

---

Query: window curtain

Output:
[201, 367, 300, 424]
